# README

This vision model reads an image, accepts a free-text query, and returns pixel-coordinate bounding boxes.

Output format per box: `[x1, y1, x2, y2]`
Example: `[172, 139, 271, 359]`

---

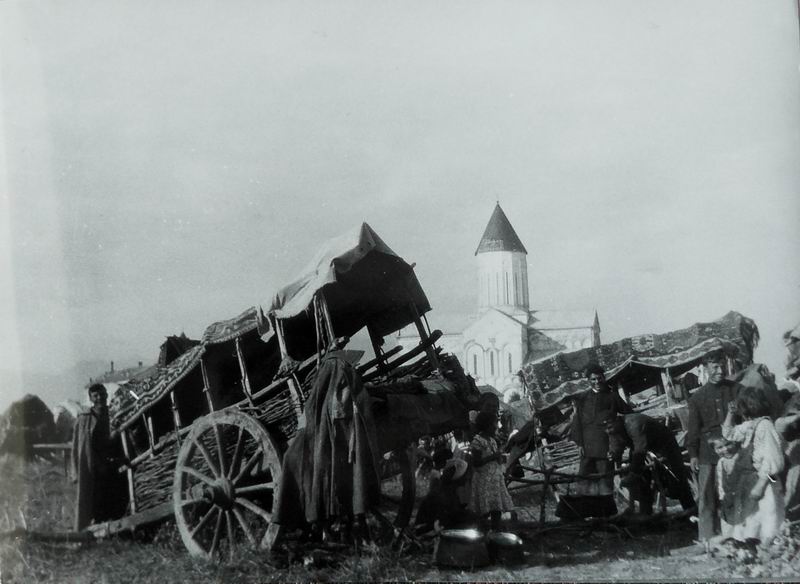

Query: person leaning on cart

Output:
[686, 350, 742, 543]
[605, 412, 696, 515]
[71, 383, 127, 531]
[569, 363, 632, 495]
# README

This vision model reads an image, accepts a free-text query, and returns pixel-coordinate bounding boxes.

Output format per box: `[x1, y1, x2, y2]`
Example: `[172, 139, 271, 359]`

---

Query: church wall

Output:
[461, 310, 527, 396]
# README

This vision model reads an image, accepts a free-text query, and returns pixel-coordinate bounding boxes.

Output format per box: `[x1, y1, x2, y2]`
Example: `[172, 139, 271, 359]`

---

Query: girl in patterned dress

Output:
[468, 411, 514, 530]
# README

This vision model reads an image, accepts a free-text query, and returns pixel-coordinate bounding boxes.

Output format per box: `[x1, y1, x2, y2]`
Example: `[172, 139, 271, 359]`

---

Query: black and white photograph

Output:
[1, 1, 799, 582]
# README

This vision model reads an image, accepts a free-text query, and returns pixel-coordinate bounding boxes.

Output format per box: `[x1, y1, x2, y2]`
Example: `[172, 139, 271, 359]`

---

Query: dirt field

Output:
[1, 456, 798, 583]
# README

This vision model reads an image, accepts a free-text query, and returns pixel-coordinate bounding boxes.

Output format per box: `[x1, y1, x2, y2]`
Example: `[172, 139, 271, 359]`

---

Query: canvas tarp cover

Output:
[259, 222, 430, 343]
[521, 311, 759, 410]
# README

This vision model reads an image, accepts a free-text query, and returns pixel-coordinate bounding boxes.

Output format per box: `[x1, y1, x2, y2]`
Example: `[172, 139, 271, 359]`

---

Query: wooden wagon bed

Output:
[89, 223, 479, 558]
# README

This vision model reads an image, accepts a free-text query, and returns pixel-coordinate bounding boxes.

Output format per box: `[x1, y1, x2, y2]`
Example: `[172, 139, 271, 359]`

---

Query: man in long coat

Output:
[71, 383, 114, 531]
[569, 363, 632, 495]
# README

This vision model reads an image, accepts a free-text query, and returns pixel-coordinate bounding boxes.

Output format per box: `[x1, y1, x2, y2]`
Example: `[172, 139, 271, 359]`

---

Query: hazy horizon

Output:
[1, 0, 799, 411]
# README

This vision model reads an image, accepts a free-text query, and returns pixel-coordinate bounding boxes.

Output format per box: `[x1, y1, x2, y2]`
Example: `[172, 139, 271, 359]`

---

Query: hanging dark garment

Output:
[272, 351, 381, 528]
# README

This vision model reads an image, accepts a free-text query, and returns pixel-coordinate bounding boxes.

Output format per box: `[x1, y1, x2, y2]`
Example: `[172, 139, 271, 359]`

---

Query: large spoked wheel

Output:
[173, 410, 282, 559]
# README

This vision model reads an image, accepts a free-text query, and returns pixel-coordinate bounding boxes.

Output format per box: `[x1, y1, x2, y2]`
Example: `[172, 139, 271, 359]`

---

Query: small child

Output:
[711, 437, 742, 538]
[469, 411, 514, 530]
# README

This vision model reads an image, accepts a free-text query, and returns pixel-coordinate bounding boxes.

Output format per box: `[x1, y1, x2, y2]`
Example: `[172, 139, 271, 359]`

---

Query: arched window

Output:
[473, 354, 478, 376]
[490, 352, 495, 376]
[508, 353, 513, 373]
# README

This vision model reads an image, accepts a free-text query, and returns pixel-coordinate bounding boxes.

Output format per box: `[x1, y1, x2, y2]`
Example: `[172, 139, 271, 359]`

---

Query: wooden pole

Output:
[120, 431, 137, 514]
[269, 314, 305, 426]
[235, 337, 255, 406]
[169, 391, 182, 447]
[145, 415, 156, 459]
[200, 358, 216, 413]
[319, 291, 336, 346]
[408, 302, 441, 374]
[366, 322, 387, 376]
[270, 314, 289, 359]
[661, 369, 674, 410]
[313, 294, 324, 367]
[169, 392, 182, 429]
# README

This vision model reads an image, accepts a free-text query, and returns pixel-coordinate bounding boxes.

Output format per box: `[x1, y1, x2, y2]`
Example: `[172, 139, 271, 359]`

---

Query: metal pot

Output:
[486, 531, 525, 565]
[434, 529, 490, 569]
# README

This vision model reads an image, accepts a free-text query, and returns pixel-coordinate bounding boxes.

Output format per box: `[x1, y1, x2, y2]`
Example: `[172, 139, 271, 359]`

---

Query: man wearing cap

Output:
[686, 350, 742, 542]
[570, 363, 632, 494]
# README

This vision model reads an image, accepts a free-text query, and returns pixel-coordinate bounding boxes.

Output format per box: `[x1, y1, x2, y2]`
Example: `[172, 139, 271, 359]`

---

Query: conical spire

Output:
[474, 203, 527, 255]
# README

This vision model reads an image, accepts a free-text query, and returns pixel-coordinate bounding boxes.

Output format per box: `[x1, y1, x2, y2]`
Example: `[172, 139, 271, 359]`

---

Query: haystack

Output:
[0, 394, 57, 458]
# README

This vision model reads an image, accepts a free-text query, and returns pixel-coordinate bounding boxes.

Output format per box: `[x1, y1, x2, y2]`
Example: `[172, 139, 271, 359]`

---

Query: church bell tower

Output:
[475, 203, 530, 316]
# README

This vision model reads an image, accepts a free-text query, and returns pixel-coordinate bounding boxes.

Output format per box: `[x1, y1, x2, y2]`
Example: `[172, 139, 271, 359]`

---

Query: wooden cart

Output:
[95, 223, 477, 558]
[506, 311, 762, 516]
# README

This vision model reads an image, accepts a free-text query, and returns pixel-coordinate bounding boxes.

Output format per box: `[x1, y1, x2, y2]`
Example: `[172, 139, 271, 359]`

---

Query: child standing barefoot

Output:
[721, 388, 786, 546]
[469, 411, 514, 530]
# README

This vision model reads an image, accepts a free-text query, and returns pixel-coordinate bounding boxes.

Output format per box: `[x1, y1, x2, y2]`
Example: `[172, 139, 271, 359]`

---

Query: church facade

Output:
[398, 203, 601, 400]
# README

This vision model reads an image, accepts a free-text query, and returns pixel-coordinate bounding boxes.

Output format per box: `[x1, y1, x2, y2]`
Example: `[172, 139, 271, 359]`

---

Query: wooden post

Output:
[235, 337, 255, 406]
[120, 431, 137, 514]
[270, 314, 291, 359]
[366, 322, 387, 376]
[313, 295, 324, 367]
[145, 415, 156, 459]
[169, 391, 182, 429]
[319, 291, 336, 345]
[169, 391, 182, 446]
[407, 302, 442, 374]
[661, 370, 674, 410]
[269, 313, 305, 428]
[200, 359, 216, 413]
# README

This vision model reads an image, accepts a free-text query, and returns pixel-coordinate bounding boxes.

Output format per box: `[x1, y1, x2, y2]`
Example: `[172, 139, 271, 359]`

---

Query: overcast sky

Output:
[1, 0, 798, 410]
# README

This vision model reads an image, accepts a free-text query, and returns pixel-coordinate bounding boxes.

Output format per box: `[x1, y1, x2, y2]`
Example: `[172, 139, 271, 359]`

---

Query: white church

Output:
[399, 203, 601, 400]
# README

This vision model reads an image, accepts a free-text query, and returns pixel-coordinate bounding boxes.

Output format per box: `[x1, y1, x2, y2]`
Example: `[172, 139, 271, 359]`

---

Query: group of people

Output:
[565, 353, 799, 549]
[568, 363, 696, 516]
[415, 394, 515, 534]
[72, 348, 799, 557]
[688, 351, 798, 548]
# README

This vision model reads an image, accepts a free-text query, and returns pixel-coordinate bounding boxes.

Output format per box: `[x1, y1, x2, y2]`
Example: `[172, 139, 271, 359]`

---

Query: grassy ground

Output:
[1, 456, 798, 582]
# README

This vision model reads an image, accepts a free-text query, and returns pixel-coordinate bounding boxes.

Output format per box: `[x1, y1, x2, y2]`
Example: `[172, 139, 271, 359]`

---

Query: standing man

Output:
[686, 350, 741, 542]
[570, 363, 632, 495]
[71, 383, 114, 531]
